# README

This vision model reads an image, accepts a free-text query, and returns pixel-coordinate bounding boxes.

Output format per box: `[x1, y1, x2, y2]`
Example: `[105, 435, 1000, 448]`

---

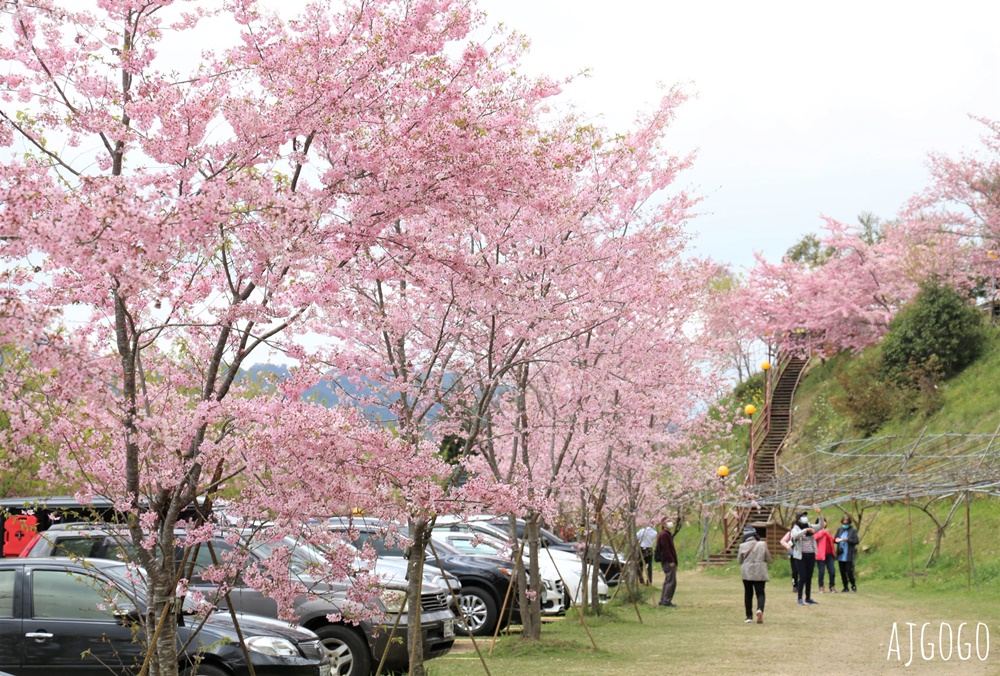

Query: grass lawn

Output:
[427, 568, 1000, 675]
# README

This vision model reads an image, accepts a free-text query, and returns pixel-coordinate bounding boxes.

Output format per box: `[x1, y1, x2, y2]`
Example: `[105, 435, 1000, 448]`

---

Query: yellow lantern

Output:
[744, 404, 756, 416]
[761, 360, 771, 371]
[717, 465, 729, 478]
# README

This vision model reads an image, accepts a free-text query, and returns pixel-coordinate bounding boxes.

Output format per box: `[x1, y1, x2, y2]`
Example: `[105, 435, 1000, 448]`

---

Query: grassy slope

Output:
[878, 326, 1000, 437]
[775, 326, 1000, 587]
[788, 326, 1000, 449]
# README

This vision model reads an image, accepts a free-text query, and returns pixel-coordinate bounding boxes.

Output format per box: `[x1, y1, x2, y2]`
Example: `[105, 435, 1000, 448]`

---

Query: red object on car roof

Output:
[3, 514, 38, 557]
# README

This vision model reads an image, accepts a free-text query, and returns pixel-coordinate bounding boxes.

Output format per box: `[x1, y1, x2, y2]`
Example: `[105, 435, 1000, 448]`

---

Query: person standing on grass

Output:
[637, 522, 658, 585]
[738, 525, 771, 624]
[656, 518, 678, 607]
[814, 518, 837, 593]
[835, 515, 860, 592]
[780, 528, 798, 593]
[789, 507, 821, 606]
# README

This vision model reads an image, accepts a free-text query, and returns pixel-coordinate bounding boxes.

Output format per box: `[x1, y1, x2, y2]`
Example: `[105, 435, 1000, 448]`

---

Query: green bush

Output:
[830, 351, 901, 435]
[732, 370, 765, 405]
[897, 354, 945, 417]
[881, 282, 987, 379]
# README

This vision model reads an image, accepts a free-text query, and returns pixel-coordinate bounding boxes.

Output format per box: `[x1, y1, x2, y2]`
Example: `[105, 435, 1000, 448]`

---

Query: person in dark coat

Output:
[834, 515, 861, 592]
[656, 518, 678, 607]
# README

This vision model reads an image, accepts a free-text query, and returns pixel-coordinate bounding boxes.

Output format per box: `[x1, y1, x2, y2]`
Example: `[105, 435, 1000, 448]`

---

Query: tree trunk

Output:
[521, 514, 542, 641]
[145, 555, 181, 676]
[623, 508, 640, 590]
[589, 511, 604, 615]
[406, 517, 429, 676]
[577, 491, 590, 609]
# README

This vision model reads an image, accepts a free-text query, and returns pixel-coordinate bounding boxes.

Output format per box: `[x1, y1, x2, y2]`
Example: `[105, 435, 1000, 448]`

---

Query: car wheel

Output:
[455, 587, 498, 637]
[316, 624, 372, 676]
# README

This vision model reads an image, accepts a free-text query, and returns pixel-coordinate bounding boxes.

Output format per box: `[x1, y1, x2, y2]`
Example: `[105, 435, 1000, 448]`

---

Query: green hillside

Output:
[788, 326, 1000, 451]
[738, 325, 1000, 591]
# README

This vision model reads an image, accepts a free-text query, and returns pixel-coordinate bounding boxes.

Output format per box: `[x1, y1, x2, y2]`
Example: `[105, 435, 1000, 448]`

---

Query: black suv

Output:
[327, 517, 525, 638]
[0, 557, 327, 676]
[26, 525, 455, 675]
[485, 517, 627, 586]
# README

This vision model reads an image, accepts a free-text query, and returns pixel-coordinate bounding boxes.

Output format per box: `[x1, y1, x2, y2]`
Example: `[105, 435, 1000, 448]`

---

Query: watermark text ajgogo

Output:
[887, 622, 989, 667]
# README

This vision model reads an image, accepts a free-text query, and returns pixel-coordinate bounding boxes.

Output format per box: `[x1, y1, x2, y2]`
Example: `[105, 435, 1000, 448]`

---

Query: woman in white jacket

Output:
[789, 509, 822, 605]
[738, 526, 772, 623]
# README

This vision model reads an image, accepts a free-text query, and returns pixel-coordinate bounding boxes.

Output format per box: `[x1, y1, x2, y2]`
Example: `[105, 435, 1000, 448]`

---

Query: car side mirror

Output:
[113, 603, 141, 625]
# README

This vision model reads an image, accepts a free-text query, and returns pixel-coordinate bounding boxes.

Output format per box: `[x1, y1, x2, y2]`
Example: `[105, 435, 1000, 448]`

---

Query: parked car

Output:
[0, 495, 209, 557]
[327, 517, 523, 637]
[0, 557, 328, 676]
[430, 528, 566, 615]
[484, 516, 628, 585]
[432, 519, 609, 608]
[1, 495, 119, 558]
[25, 524, 456, 675]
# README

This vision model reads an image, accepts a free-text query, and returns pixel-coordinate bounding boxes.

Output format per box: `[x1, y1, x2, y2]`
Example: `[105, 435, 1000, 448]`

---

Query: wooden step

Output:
[721, 354, 806, 557]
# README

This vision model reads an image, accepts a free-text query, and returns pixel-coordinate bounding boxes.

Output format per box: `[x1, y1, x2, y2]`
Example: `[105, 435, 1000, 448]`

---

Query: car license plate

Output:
[443, 619, 455, 639]
[319, 665, 332, 676]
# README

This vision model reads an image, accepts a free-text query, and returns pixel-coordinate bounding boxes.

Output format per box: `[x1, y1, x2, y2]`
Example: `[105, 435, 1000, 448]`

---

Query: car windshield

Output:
[434, 534, 507, 557]
[250, 537, 329, 576]
[425, 536, 460, 557]
[103, 561, 146, 592]
[102, 563, 204, 613]
[489, 519, 566, 545]
[538, 527, 565, 544]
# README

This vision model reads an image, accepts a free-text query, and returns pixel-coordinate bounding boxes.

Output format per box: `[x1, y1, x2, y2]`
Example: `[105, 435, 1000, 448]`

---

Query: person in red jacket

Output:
[813, 518, 837, 593]
[655, 518, 679, 607]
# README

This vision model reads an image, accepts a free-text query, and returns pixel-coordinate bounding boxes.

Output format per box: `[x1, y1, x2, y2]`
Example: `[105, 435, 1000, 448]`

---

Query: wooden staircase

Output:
[706, 354, 808, 565]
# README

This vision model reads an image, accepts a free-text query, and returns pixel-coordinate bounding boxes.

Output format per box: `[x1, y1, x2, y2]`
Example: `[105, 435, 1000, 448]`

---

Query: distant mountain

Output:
[241, 364, 399, 423]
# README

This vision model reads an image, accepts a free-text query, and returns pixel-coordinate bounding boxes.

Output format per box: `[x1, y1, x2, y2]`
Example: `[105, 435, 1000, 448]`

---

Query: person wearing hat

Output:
[738, 525, 771, 623]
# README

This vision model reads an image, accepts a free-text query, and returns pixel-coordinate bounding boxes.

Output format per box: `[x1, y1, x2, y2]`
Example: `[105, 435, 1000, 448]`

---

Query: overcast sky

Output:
[473, 0, 1000, 270]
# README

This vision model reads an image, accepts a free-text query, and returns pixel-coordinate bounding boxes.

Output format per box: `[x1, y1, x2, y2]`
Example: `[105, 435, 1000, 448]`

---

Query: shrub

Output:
[732, 370, 766, 404]
[830, 353, 901, 435]
[881, 281, 986, 379]
[897, 354, 945, 417]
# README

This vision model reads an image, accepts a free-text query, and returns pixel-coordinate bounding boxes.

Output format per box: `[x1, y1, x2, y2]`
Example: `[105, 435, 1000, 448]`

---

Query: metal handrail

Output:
[746, 352, 793, 486]
[726, 353, 805, 553]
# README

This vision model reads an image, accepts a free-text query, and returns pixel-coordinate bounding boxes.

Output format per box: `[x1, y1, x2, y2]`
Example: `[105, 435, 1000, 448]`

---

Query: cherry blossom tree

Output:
[322, 74, 727, 639]
[444, 94, 732, 626]
[0, 1, 751, 671]
[727, 118, 1000, 361]
[0, 0, 540, 673]
[904, 116, 1000, 296]
[704, 266, 774, 382]
[731, 214, 968, 359]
